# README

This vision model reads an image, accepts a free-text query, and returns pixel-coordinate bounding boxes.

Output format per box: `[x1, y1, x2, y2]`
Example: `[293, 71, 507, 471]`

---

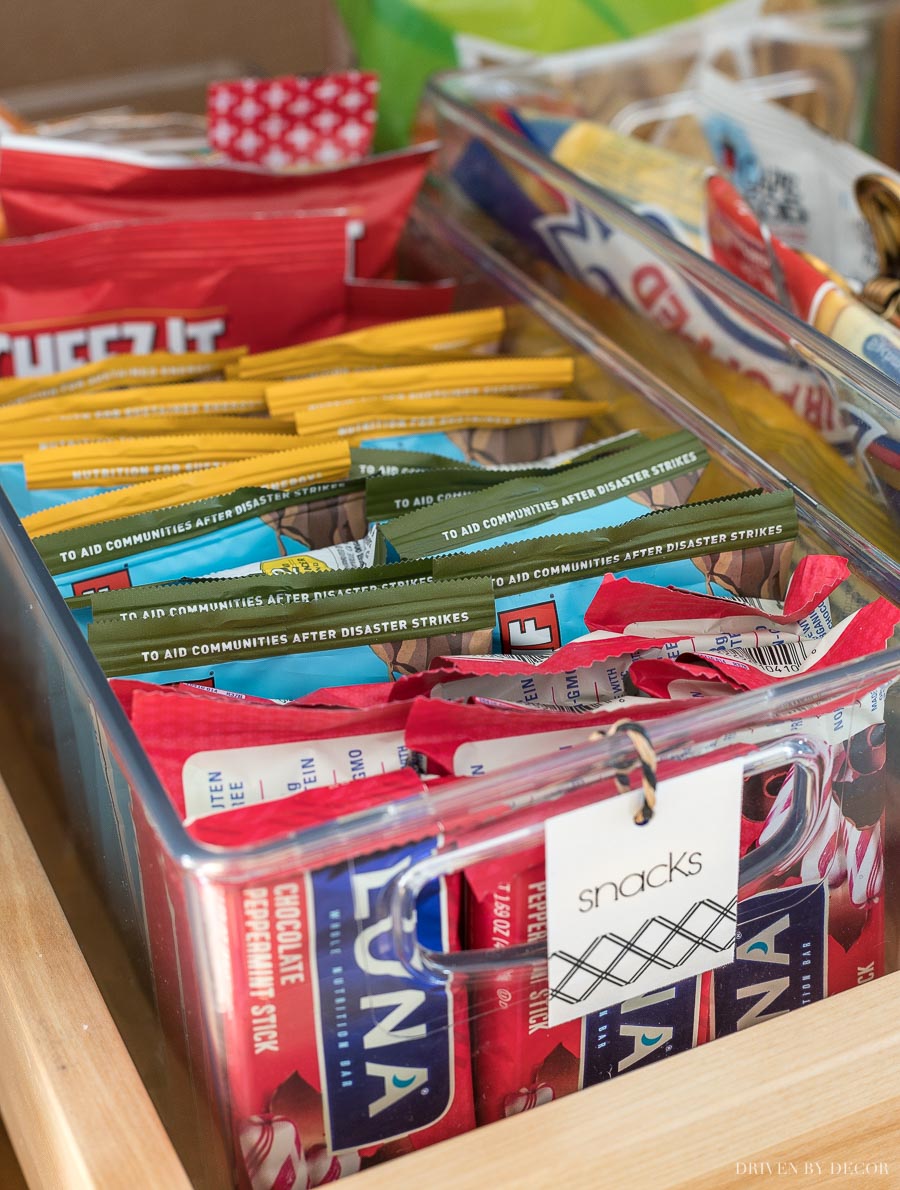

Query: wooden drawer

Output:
[2, 760, 899, 1190]
[0, 766, 190, 1189]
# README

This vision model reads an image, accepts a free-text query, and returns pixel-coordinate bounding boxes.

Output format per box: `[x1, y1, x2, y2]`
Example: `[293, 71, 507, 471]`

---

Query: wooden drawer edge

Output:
[356, 971, 900, 1188]
[0, 772, 191, 1190]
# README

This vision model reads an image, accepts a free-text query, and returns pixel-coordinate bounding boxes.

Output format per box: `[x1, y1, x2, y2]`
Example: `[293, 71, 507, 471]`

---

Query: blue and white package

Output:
[432, 490, 799, 652]
[382, 431, 706, 558]
[35, 479, 367, 601]
[88, 577, 495, 701]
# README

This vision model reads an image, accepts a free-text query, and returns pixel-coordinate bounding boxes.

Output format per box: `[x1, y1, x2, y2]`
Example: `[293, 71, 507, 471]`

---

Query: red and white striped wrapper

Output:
[208, 73, 378, 169]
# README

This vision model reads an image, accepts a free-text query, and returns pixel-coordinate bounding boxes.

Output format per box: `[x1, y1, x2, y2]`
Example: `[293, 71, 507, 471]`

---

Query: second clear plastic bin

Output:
[1, 202, 898, 1188]
[425, 4, 900, 547]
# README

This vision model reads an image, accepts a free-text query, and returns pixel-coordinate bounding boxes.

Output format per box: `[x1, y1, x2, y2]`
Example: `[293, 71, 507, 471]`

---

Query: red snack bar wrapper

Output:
[292, 555, 864, 714]
[127, 688, 476, 1187]
[584, 554, 851, 636]
[293, 681, 398, 709]
[628, 599, 900, 698]
[0, 213, 356, 379]
[208, 73, 378, 168]
[128, 685, 414, 823]
[291, 624, 801, 712]
[112, 677, 275, 717]
[405, 696, 698, 780]
[460, 743, 753, 1127]
[622, 595, 898, 1009]
[0, 134, 433, 278]
[465, 860, 704, 1125]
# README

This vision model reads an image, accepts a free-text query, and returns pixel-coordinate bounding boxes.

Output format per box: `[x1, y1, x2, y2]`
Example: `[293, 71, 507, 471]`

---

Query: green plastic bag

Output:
[337, 0, 725, 148]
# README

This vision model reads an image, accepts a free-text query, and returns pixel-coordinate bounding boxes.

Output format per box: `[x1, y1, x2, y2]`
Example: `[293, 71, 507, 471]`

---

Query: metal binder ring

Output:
[595, 719, 658, 826]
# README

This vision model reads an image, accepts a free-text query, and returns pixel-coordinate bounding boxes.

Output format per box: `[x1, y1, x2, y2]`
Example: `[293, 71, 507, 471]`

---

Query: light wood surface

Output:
[0, 770, 192, 1190]
[357, 971, 900, 1190]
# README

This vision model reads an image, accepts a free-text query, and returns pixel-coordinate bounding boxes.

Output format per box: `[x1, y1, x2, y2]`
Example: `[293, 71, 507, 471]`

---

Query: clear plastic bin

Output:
[424, 13, 900, 542]
[425, 1, 900, 163]
[1, 202, 897, 1188]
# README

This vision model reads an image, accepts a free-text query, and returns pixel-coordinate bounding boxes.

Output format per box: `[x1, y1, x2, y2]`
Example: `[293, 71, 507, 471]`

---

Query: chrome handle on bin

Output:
[387, 735, 827, 984]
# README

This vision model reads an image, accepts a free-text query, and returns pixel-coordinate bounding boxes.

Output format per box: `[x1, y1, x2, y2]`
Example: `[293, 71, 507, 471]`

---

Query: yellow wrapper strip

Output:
[0, 381, 268, 425]
[0, 348, 247, 407]
[0, 415, 296, 462]
[23, 440, 352, 536]
[235, 307, 507, 381]
[266, 356, 575, 417]
[550, 119, 709, 251]
[296, 395, 606, 446]
[810, 283, 900, 375]
[24, 433, 303, 488]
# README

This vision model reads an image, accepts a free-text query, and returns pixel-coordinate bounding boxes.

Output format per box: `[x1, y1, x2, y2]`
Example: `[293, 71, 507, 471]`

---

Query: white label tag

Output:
[545, 757, 743, 1027]
[181, 730, 408, 823]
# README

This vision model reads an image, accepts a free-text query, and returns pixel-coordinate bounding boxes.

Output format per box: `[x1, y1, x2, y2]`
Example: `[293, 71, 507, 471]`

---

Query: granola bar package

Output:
[88, 577, 495, 701]
[124, 686, 475, 1184]
[382, 431, 707, 558]
[0, 419, 291, 518]
[265, 357, 576, 417]
[22, 432, 303, 490]
[36, 479, 368, 607]
[297, 395, 606, 465]
[431, 490, 798, 652]
[87, 556, 436, 629]
[0, 380, 269, 423]
[0, 348, 245, 408]
[349, 440, 637, 481]
[363, 434, 645, 520]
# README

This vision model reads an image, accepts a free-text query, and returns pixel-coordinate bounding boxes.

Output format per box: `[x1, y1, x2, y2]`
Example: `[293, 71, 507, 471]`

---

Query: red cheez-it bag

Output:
[0, 135, 433, 278]
[0, 213, 355, 378]
[121, 684, 475, 1188]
